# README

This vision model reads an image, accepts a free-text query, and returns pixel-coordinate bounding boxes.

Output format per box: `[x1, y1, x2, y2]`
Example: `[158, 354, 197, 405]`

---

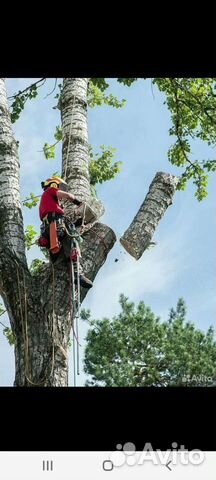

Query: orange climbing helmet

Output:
[41, 176, 68, 191]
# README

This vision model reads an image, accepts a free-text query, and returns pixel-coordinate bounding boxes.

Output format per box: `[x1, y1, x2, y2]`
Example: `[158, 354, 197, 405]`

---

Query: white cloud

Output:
[84, 219, 191, 320]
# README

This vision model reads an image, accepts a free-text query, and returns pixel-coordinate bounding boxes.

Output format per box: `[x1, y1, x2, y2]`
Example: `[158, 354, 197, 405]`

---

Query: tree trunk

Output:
[0, 78, 116, 386]
[13, 262, 76, 386]
[60, 78, 104, 221]
[0, 78, 26, 263]
[120, 172, 179, 259]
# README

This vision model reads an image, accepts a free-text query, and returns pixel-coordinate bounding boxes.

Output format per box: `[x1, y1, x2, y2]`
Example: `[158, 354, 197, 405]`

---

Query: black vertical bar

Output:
[43, 460, 45, 471]
[47, 460, 49, 471]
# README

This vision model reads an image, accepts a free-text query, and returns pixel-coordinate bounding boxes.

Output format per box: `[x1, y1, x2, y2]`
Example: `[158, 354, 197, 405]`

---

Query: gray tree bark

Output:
[0, 78, 116, 386]
[60, 78, 104, 221]
[120, 172, 179, 259]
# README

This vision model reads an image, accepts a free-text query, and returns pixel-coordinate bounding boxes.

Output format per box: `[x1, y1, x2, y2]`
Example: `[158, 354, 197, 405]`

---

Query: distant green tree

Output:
[82, 296, 216, 386]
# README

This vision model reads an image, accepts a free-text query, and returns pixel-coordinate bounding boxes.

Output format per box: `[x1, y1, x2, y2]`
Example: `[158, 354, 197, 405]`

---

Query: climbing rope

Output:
[75, 250, 80, 376]
[68, 226, 82, 385]
[68, 261, 77, 386]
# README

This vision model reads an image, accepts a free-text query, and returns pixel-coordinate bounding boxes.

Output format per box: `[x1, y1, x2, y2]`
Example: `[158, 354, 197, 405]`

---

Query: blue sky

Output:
[0, 78, 215, 386]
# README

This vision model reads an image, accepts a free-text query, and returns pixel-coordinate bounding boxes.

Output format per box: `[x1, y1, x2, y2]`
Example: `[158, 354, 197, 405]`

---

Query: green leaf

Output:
[154, 77, 216, 201]
[43, 143, 56, 159]
[117, 78, 138, 86]
[24, 225, 38, 250]
[54, 125, 63, 142]
[30, 259, 45, 275]
[89, 144, 122, 191]
[9, 81, 42, 123]
[3, 327, 16, 346]
[23, 192, 40, 209]
[87, 81, 126, 109]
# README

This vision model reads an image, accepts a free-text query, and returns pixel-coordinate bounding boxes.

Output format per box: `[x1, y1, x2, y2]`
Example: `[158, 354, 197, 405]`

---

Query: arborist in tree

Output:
[38, 176, 93, 289]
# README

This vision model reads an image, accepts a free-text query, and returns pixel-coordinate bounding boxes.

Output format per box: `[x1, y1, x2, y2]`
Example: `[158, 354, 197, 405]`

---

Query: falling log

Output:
[120, 172, 179, 260]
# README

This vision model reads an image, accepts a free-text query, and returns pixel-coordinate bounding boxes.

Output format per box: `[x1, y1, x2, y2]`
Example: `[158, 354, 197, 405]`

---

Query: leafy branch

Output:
[23, 192, 40, 209]
[24, 225, 38, 250]
[42, 125, 63, 159]
[0, 304, 15, 346]
[9, 78, 46, 123]
[154, 78, 216, 200]
[89, 145, 122, 196]
[87, 80, 126, 108]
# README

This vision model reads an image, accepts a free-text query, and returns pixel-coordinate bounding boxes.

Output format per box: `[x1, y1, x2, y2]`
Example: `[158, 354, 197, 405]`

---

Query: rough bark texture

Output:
[120, 172, 179, 260]
[0, 78, 116, 386]
[60, 78, 104, 221]
[80, 222, 116, 302]
[0, 78, 26, 264]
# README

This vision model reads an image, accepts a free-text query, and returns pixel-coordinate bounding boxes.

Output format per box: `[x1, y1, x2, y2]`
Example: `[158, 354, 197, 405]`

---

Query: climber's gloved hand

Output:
[73, 198, 82, 206]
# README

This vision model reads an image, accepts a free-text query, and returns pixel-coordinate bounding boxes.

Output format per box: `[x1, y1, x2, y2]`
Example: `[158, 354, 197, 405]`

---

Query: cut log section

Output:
[120, 172, 179, 260]
[64, 197, 105, 227]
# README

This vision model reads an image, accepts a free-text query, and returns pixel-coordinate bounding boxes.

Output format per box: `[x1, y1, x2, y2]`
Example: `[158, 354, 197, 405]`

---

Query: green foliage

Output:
[54, 125, 63, 142]
[30, 258, 45, 275]
[88, 80, 126, 108]
[3, 327, 16, 346]
[43, 143, 56, 159]
[153, 78, 216, 200]
[0, 304, 16, 346]
[24, 225, 38, 250]
[83, 296, 216, 386]
[9, 79, 45, 123]
[91, 78, 110, 91]
[80, 308, 91, 321]
[117, 78, 138, 86]
[43, 125, 62, 159]
[88, 77, 215, 200]
[23, 192, 40, 209]
[202, 159, 216, 172]
[89, 145, 122, 191]
[10, 85, 38, 123]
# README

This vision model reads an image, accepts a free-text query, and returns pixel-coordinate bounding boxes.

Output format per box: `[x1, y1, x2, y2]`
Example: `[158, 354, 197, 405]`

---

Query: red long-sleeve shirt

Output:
[39, 187, 64, 221]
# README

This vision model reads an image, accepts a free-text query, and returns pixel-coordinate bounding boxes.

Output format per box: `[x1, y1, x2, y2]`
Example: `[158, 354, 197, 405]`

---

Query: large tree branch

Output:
[80, 222, 117, 302]
[120, 172, 178, 259]
[0, 79, 27, 275]
[0, 246, 29, 330]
